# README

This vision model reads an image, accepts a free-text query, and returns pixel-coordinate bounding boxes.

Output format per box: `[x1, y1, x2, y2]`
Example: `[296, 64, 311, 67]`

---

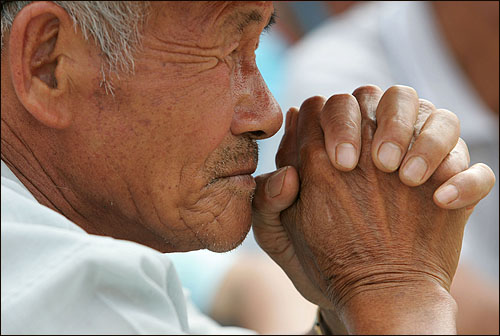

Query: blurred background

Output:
[169, 1, 499, 334]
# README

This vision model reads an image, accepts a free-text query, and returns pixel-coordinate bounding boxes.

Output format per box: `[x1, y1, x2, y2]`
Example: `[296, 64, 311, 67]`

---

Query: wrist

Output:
[339, 281, 457, 334]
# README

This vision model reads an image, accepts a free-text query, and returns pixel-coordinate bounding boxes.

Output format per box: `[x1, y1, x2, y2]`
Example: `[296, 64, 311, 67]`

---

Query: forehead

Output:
[148, 1, 273, 42]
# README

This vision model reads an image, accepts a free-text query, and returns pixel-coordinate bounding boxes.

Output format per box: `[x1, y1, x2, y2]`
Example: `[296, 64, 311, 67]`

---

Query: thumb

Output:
[252, 165, 299, 225]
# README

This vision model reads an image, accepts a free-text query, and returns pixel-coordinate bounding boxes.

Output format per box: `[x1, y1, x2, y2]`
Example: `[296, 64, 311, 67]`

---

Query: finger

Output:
[320, 94, 362, 171]
[371, 85, 419, 172]
[276, 107, 299, 169]
[431, 138, 470, 183]
[352, 84, 383, 123]
[252, 166, 300, 223]
[413, 99, 435, 136]
[351, 85, 384, 165]
[433, 163, 495, 210]
[296, 95, 327, 149]
[296, 96, 330, 169]
[399, 108, 460, 186]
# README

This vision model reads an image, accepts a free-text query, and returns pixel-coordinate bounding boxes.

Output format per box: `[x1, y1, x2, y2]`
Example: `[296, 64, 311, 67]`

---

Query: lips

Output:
[207, 164, 257, 186]
[203, 136, 259, 186]
[222, 166, 257, 178]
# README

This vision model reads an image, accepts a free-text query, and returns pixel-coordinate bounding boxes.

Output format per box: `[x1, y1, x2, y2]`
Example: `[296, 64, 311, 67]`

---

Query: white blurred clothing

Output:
[1, 161, 254, 335]
[275, 1, 498, 279]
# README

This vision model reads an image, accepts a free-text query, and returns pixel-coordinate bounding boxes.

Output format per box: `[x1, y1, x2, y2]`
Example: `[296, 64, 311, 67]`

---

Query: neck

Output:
[432, 1, 499, 115]
[1, 118, 86, 220]
[1, 117, 175, 252]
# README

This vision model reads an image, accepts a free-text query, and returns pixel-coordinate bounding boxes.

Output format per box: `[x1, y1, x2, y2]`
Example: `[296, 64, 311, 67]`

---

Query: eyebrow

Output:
[235, 9, 277, 33]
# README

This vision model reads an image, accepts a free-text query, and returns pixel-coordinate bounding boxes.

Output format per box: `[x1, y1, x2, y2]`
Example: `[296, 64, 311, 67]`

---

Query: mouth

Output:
[223, 166, 257, 178]
[203, 135, 259, 189]
[207, 166, 257, 187]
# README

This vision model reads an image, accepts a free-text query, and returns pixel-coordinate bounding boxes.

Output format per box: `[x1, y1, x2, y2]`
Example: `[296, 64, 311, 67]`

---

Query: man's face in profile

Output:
[57, 1, 281, 252]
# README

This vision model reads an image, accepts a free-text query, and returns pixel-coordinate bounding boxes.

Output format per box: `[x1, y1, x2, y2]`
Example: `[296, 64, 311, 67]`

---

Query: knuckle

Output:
[322, 94, 361, 129]
[415, 99, 435, 130]
[352, 84, 383, 97]
[436, 109, 460, 129]
[418, 133, 449, 155]
[339, 119, 359, 133]
[325, 93, 356, 107]
[300, 95, 327, 111]
[323, 112, 359, 133]
[448, 138, 470, 168]
[386, 116, 414, 134]
[418, 98, 436, 114]
[386, 85, 418, 99]
[474, 163, 496, 180]
[452, 138, 469, 155]
[299, 142, 326, 165]
[457, 138, 470, 164]
[456, 137, 467, 148]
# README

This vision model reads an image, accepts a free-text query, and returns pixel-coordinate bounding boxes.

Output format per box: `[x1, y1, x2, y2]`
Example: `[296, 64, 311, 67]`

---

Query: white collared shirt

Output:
[1, 161, 254, 335]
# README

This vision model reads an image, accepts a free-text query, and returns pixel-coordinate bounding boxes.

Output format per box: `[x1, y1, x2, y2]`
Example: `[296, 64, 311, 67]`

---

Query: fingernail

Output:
[336, 143, 357, 169]
[435, 185, 459, 204]
[378, 142, 402, 171]
[266, 166, 288, 198]
[402, 156, 428, 183]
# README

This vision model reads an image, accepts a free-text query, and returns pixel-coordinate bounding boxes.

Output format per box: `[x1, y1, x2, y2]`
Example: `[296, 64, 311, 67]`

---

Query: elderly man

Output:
[1, 1, 495, 334]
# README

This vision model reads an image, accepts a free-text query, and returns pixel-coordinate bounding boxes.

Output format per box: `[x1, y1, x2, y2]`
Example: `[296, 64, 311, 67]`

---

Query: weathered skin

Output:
[252, 85, 494, 334]
[278, 92, 467, 308]
[2, 1, 281, 253]
[1, 1, 497, 333]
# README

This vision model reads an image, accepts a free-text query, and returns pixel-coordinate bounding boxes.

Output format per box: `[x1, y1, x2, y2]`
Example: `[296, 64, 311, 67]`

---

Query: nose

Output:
[230, 63, 283, 140]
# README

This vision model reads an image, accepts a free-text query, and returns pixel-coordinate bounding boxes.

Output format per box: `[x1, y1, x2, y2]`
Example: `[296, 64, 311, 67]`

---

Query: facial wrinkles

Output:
[203, 135, 258, 184]
[143, 2, 243, 73]
[177, 188, 251, 252]
[144, 34, 234, 74]
[175, 136, 257, 251]
[176, 135, 257, 227]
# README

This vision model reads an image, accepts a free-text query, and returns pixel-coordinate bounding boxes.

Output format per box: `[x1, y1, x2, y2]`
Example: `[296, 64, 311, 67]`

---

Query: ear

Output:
[8, 1, 75, 129]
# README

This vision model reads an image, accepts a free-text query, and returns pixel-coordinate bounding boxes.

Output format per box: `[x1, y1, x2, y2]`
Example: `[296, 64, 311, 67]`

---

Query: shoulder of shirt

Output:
[1, 172, 192, 333]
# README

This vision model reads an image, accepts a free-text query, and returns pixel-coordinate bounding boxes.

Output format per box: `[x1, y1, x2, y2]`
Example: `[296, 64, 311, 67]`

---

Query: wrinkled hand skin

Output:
[277, 93, 469, 313]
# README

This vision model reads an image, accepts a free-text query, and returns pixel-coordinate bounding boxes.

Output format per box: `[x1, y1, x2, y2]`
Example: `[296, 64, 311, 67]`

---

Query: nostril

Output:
[250, 130, 265, 138]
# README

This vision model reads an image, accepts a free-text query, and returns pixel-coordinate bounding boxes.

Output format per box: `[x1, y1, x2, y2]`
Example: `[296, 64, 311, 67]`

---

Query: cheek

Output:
[130, 64, 240, 232]
[146, 65, 234, 153]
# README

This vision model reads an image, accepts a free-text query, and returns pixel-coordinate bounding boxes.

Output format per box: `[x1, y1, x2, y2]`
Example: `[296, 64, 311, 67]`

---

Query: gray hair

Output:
[1, 1, 150, 95]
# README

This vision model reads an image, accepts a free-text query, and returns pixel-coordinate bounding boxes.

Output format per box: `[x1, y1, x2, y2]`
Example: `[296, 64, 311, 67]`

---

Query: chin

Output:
[197, 190, 254, 252]
[200, 178, 257, 251]
[204, 202, 253, 253]
[173, 176, 256, 252]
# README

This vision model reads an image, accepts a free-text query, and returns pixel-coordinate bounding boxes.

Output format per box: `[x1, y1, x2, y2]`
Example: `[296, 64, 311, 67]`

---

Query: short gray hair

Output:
[1, 1, 150, 94]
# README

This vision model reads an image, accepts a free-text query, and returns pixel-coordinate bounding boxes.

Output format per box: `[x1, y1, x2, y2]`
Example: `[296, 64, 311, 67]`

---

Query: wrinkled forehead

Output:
[148, 1, 273, 45]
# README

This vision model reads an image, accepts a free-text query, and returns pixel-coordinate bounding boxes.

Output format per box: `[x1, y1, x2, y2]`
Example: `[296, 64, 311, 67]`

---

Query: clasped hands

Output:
[252, 85, 495, 334]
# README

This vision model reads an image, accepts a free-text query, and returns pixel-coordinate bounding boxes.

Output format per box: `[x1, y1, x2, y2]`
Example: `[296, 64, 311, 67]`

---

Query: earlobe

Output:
[8, 2, 73, 129]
